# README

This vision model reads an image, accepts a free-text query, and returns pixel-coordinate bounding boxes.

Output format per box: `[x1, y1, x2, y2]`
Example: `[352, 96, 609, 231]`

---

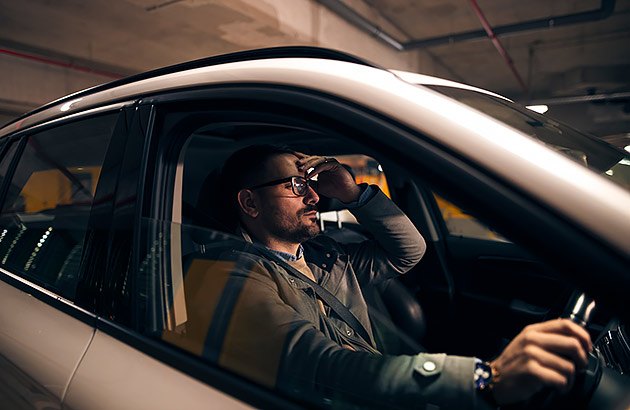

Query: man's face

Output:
[255, 153, 320, 244]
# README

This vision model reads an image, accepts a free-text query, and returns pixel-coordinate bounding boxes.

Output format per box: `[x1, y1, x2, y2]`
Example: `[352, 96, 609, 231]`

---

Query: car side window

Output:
[0, 114, 117, 300]
[136, 112, 421, 408]
[433, 193, 509, 242]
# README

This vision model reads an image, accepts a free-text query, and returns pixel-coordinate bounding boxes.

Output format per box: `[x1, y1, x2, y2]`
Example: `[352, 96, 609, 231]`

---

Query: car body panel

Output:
[0, 270, 94, 400]
[390, 70, 513, 101]
[0, 352, 61, 410]
[64, 329, 254, 410]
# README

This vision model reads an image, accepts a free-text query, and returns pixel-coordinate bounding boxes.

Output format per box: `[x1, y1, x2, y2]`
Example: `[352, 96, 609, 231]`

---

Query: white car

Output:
[0, 47, 628, 410]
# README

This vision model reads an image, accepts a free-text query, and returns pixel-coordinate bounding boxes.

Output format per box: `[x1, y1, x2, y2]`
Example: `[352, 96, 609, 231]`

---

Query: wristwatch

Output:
[474, 359, 498, 406]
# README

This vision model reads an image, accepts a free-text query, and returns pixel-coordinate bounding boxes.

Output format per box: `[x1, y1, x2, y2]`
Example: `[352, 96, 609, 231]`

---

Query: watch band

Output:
[474, 359, 499, 407]
[474, 360, 494, 390]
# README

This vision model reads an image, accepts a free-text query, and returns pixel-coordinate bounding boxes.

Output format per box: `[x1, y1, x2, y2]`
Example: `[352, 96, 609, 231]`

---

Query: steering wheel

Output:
[522, 291, 630, 410]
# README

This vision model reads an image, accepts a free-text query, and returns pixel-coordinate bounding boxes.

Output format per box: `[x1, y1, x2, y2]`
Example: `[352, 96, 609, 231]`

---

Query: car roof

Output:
[0, 46, 378, 138]
[390, 70, 513, 101]
[1, 46, 628, 258]
[0, 46, 496, 138]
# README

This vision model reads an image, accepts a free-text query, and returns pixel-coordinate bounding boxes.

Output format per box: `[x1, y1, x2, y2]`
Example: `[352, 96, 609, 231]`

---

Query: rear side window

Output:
[0, 114, 117, 300]
[433, 193, 509, 242]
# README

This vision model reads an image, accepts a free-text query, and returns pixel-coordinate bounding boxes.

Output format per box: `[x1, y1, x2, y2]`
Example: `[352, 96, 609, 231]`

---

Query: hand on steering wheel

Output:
[489, 318, 592, 406]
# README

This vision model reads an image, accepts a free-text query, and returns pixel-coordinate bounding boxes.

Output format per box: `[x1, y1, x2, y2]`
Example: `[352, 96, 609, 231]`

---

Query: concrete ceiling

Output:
[0, 0, 629, 148]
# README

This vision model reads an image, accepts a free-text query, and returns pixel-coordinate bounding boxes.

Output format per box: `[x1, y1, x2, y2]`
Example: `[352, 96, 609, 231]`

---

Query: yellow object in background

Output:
[19, 166, 101, 213]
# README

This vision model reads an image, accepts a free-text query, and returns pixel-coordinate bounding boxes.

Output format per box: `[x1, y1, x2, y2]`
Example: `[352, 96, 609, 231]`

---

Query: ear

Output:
[237, 189, 259, 218]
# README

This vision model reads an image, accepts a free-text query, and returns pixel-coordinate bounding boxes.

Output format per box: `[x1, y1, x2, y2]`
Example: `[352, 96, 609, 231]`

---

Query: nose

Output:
[303, 185, 319, 204]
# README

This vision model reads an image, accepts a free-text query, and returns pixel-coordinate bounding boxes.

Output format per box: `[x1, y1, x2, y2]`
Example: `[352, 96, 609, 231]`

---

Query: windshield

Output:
[425, 85, 630, 193]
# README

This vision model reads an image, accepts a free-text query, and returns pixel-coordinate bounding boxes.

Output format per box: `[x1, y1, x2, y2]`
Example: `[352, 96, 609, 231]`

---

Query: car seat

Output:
[186, 167, 428, 354]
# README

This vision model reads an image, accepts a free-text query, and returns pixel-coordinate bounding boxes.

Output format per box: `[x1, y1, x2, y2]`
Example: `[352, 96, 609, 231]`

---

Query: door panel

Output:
[0, 278, 94, 405]
[445, 236, 570, 356]
[64, 329, 253, 410]
[0, 351, 61, 410]
[416, 192, 571, 358]
[0, 108, 123, 408]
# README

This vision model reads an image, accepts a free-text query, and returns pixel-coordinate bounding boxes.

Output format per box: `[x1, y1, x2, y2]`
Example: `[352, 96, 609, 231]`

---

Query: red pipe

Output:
[0, 47, 124, 79]
[468, 0, 529, 95]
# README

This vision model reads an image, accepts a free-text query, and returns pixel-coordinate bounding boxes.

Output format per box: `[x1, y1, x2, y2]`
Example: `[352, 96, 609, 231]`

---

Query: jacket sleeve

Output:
[343, 186, 426, 287]
[176, 250, 494, 410]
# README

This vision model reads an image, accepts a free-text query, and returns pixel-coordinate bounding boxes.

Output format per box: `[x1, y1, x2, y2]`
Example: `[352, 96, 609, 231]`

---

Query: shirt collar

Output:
[267, 244, 304, 262]
[236, 223, 304, 262]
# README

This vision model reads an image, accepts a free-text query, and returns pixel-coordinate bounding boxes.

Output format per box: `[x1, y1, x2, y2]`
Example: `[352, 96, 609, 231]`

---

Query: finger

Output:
[305, 162, 339, 179]
[297, 156, 330, 169]
[527, 360, 572, 393]
[299, 158, 339, 178]
[538, 319, 592, 354]
[294, 154, 317, 165]
[524, 345, 576, 390]
[295, 155, 319, 172]
[527, 332, 589, 367]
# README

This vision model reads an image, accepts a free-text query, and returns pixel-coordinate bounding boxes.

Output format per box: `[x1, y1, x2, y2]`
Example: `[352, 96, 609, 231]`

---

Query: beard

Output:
[266, 205, 320, 244]
[275, 224, 319, 244]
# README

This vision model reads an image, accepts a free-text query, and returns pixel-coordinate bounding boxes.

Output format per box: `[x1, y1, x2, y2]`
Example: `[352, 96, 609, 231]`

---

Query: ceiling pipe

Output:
[316, 0, 616, 50]
[0, 47, 124, 79]
[316, 0, 405, 50]
[524, 91, 630, 106]
[468, 0, 528, 94]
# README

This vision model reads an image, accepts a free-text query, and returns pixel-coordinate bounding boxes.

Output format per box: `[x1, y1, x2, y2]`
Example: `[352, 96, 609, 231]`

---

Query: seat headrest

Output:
[189, 168, 236, 233]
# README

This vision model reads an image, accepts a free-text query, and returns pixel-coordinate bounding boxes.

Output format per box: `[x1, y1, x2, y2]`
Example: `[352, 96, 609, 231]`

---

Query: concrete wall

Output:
[0, 0, 430, 125]
[0, 52, 114, 124]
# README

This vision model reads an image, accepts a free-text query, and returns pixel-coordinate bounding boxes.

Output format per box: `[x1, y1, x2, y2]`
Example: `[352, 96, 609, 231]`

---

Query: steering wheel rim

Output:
[515, 291, 630, 410]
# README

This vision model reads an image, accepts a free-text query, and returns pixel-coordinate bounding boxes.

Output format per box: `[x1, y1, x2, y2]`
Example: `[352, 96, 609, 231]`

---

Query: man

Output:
[181, 144, 591, 409]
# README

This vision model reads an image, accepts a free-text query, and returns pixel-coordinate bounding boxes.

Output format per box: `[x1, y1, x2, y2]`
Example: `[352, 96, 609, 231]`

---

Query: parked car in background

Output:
[0, 47, 628, 409]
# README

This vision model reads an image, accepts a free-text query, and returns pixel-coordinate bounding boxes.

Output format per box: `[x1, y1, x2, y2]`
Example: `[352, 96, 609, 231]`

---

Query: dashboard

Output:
[595, 319, 629, 375]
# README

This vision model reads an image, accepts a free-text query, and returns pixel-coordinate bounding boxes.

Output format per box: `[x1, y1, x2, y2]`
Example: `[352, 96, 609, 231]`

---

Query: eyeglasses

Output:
[248, 176, 316, 197]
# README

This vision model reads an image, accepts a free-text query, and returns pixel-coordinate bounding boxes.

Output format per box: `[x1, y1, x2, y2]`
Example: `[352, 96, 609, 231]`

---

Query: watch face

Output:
[474, 360, 493, 390]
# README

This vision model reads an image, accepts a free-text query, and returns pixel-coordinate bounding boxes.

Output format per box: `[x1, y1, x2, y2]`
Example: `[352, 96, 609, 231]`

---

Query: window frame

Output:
[0, 105, 129, 322]
[118, 84, 630, 409]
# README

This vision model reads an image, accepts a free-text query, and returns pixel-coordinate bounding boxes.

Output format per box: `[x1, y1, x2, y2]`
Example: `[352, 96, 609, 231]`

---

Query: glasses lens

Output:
[292, 177, 308, 196]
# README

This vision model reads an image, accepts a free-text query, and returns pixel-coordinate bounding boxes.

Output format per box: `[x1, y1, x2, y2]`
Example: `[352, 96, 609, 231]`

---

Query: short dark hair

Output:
[220, 144, 295, 191]
[217, 144, 296, 229]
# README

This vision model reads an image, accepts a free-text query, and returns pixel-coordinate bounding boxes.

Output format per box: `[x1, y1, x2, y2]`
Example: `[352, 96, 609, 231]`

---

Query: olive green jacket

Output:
[168, 189, 495, 409]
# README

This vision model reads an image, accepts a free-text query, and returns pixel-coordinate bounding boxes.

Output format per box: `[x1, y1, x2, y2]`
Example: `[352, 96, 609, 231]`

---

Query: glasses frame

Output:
[248, 176, 314, 197]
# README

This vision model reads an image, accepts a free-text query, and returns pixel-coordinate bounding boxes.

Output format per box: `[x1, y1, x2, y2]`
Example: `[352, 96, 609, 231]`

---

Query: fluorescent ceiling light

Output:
[60, 98, 83, 112]
[526, 104, 548, 114]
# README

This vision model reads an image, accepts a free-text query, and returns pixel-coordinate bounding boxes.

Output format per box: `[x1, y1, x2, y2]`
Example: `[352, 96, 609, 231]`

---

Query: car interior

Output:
[133, 99, 629, 408]
[149, 118, 570, 362]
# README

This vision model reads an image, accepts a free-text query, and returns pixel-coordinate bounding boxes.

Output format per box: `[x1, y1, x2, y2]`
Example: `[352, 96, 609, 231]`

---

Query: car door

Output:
[62, 81, 628, 410]
[0, 109, 122, 409]
[109, 85, 567, 409]
[411, 188, 573, 358]
[62, 104, 258, 410]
